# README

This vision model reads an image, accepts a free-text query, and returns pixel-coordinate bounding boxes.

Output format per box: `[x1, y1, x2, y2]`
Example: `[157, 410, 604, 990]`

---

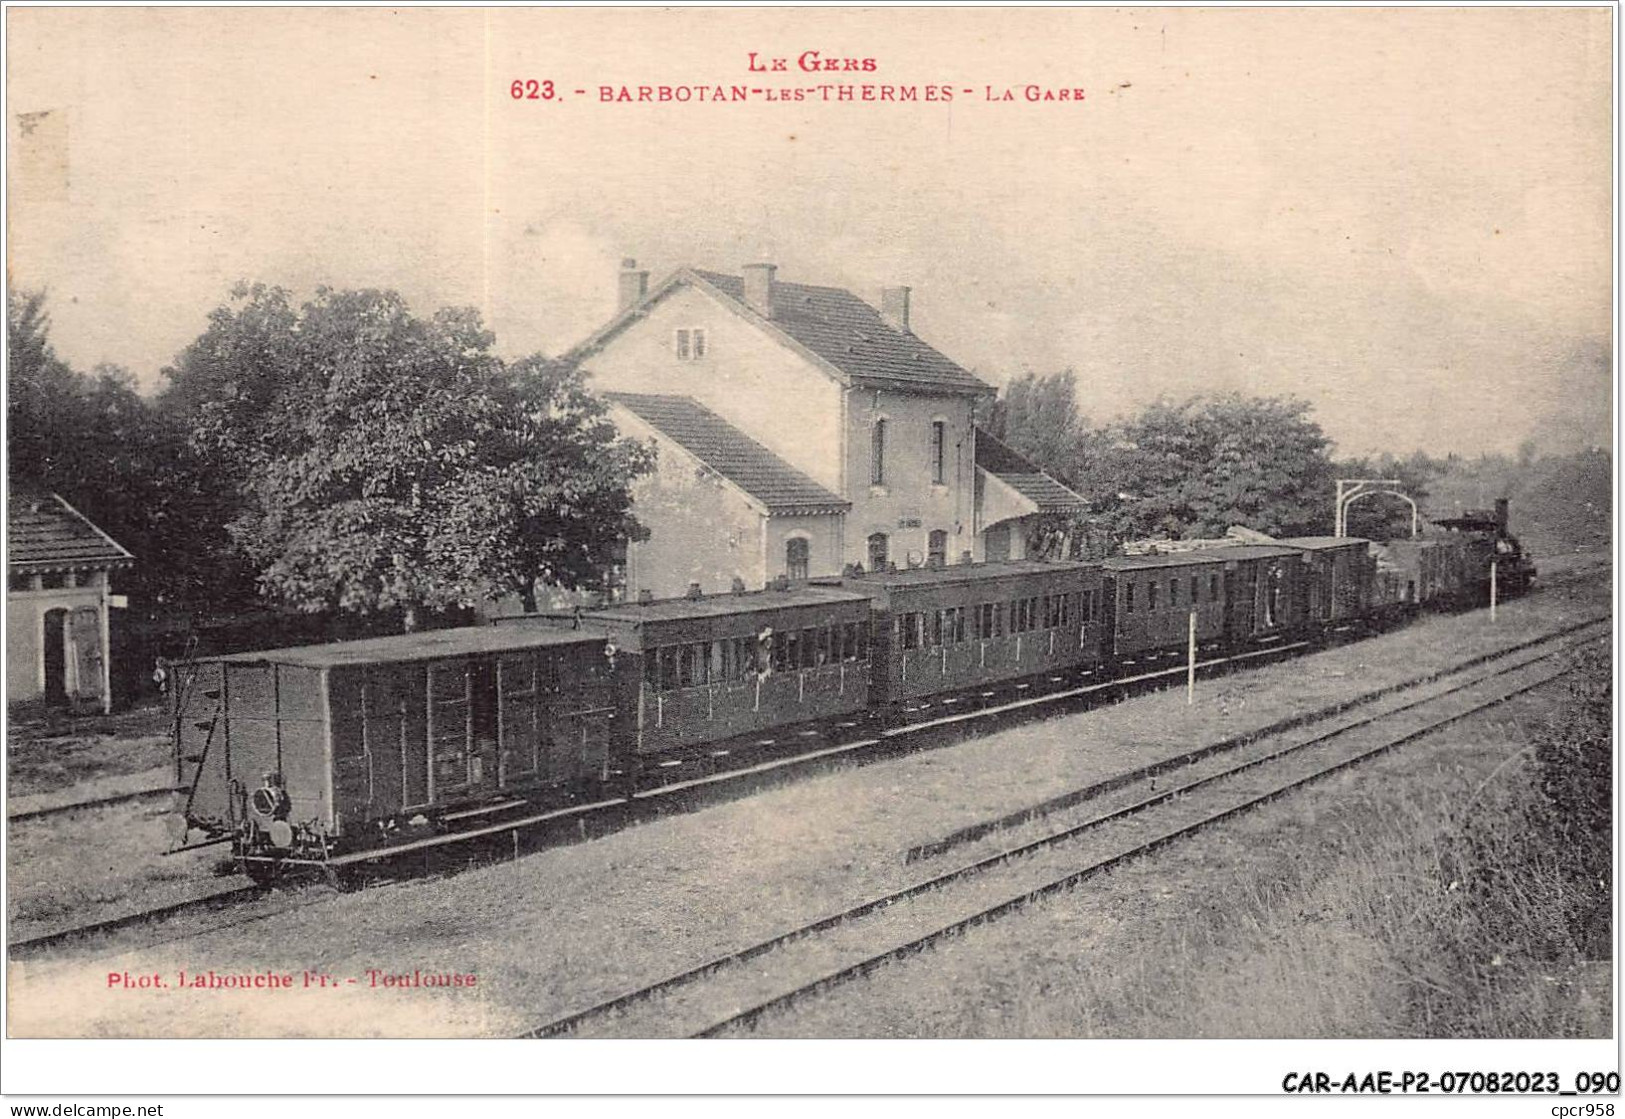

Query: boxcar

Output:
[524, 585, 875, 755]
[1216, 544, 1314, 640]
[1279, 537, 1377, 627]
[172, 625, 625, 877]
[1372, 537, 1473, 611]
[1102, 552, 1231, 661]
[842, 559, 1105, 704]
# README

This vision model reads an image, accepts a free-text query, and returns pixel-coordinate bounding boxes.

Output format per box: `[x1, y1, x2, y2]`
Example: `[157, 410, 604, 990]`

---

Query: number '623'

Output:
[510, 80, 555, 100]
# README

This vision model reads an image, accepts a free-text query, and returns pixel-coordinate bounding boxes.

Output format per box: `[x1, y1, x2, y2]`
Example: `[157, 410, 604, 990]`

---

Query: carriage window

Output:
[1210, 573, 1221, 599]
[854, 621, 869, 661]
[1079, 592, 1091, 623]
[817, 625, 832, 665]
[929, 610, 944, 647]
[1125, 583, 1136, 613]
[660, 646, 681, 691]
[800, 627, 818, 668]
[867, 532, 889, 572]
[953, 606, 966, 643]
[1191, 575, 1200, 603]
[772, 631, 791, 672]
[786, 537, 810, 581]
[1169, 579, 1179, 608]
[1148, 582, 1158, 611]
[644, 651, 660, 689]
[927, 530, 947, 568]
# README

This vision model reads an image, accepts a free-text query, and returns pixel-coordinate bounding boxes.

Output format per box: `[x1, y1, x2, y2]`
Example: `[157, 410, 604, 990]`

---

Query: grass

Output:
[740, 645, 1612, 1038]
[6, 701, 170, 799]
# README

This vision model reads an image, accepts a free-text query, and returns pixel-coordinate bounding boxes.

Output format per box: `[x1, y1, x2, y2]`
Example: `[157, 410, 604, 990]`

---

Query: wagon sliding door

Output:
[426, 660, 476, 802]
[497, 653, 542, 787]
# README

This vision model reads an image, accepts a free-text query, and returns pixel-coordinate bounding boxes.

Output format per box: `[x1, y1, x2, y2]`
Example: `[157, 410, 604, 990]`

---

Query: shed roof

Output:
[973, 429, 1090, 513]
[202, 624, 603, 669]
[606, 392, 849, 514]
[8, 487, 134, 572]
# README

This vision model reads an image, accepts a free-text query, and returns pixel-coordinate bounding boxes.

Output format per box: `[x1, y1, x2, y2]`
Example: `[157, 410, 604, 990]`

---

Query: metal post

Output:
[1490, 560, 1497, 622]
[1186, 609, 1197, 705]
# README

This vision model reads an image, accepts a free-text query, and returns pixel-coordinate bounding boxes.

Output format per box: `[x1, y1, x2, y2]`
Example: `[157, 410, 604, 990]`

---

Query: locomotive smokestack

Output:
[1494, 498, 1509, 532]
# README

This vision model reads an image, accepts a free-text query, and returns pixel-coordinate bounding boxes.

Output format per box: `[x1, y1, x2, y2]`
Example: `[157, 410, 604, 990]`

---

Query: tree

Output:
[1090, 393, 1335, 543]
[7, 289, 252, 613]
[165, 284, 653, 630]
[985, 370, 1094, 485]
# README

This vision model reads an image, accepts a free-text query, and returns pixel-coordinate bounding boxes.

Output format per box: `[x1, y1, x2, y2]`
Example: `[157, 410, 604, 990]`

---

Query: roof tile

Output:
[606, 393, 850, 514]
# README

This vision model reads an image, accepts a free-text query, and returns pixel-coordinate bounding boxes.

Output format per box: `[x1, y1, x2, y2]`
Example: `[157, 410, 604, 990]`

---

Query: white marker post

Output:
[1187, 609, 1197, 705]
[1490, 560, 1498, 623]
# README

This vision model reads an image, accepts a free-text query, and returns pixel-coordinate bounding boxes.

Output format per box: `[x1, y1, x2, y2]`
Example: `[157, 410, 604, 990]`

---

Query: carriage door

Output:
[426, 661, 476, 801]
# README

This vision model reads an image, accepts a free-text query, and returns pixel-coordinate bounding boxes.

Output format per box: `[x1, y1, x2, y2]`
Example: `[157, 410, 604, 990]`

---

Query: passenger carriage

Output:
[839, 559, 1106, 704]
[1279, 536, 1377, 630]
[1104, 543, 1313, 662]
[1101, 552, 1231, 662]
[171, 625, 627, 879]
[520, 584, 875, 756]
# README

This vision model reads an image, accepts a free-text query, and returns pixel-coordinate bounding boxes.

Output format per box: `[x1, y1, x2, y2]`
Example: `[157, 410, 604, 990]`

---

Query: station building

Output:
[569, 260, 1088, 599]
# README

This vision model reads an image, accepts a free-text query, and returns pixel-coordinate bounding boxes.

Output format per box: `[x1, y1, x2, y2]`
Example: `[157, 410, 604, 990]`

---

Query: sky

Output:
[6, 6, 1614, 459]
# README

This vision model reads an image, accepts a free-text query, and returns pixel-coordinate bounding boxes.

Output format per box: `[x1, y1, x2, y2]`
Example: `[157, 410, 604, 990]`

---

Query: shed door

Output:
[68, 605, 105, 710]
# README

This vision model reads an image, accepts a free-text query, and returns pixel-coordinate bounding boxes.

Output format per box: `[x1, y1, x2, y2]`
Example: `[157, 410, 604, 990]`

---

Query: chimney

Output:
[880, 286, 911, 332]
[618, 258, 649, 311]
[686, 581, 704, 600]
[741, 262, 777, 318]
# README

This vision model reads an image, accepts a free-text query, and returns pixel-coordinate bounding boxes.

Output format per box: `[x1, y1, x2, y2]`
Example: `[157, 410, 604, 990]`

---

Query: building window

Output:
[870, 419, 887, 485]
[927, 530, 947, 568]
[675, 328, 707, 361]
[786, 537, 810, 581]
[867, 532, 889, 572]
[930, 420, 946, 485]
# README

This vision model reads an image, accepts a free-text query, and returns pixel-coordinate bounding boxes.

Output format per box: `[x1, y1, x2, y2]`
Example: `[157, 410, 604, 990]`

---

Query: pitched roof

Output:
[974, 428, 1090, 513]
[8, 487, 134, 572]
[569, 266, 993, 396]
[605, 392, 850, 515]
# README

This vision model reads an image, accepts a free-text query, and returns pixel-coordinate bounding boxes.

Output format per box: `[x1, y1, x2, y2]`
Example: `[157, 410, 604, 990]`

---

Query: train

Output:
[168, 510, 1535, 881]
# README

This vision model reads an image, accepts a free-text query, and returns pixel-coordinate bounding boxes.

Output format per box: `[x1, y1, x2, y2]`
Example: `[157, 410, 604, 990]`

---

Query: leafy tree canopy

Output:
[162, 284, 652, 629]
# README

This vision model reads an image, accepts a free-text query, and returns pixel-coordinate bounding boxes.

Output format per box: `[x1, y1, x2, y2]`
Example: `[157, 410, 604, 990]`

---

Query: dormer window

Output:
[675, 328, 707, 361]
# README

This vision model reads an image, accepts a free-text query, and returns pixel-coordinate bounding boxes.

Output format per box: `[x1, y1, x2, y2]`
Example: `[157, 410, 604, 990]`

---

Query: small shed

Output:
[7, 487, 134, 712]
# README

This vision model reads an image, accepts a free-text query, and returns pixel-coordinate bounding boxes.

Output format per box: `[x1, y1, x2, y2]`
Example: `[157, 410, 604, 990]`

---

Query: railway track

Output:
[11, 595, 1605, 962]
[521, 625, 1602, 1039]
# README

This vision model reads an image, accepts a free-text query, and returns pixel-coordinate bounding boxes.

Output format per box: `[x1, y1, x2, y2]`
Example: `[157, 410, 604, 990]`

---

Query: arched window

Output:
[927, 530, 948, 567]
[867, 533, 889, 572]
[786, 537, 810, 581]
[870, 419, 887, 486]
